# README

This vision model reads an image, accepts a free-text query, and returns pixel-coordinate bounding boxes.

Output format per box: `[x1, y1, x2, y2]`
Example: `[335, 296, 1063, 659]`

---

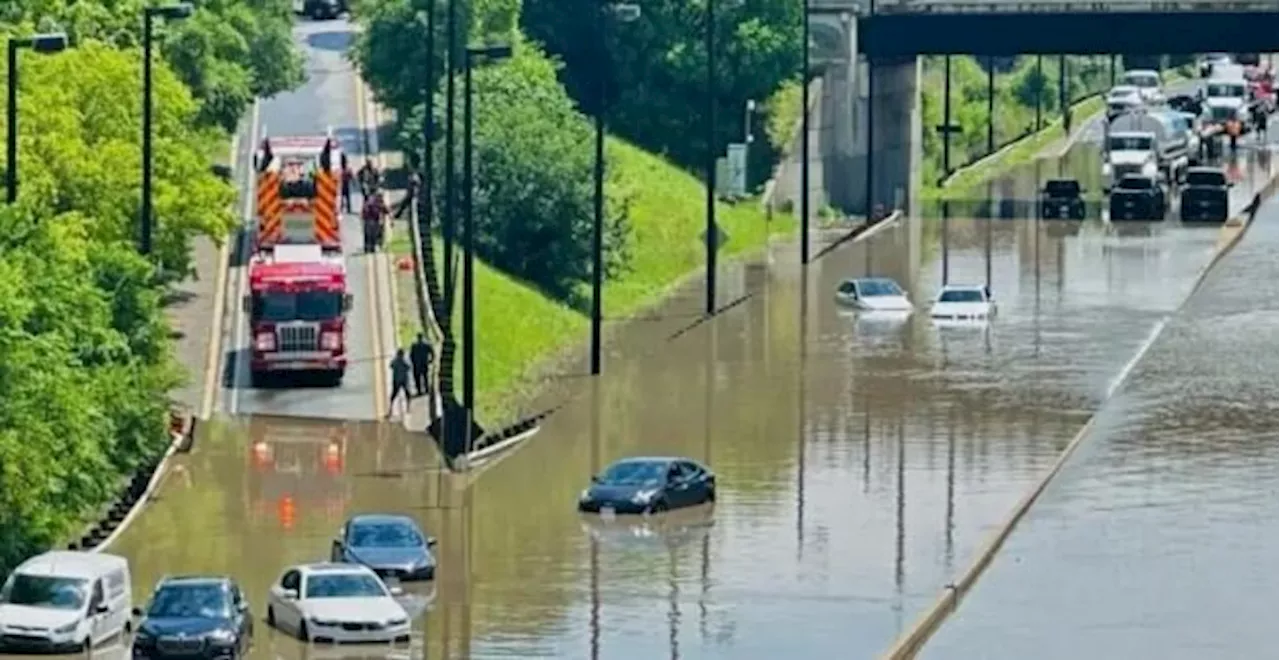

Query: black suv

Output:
[131, 576, 252, 659]
[1109, 174, 1166, 221]
[1180, 166, 1232, 222]
[299, 0, 345, 20]
[1039, 179, 1086, 220]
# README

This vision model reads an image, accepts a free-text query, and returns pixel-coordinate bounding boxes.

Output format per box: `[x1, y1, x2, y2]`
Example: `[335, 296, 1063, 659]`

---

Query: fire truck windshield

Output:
[252, 291, 342, 322]
[279, 159, 317, 199]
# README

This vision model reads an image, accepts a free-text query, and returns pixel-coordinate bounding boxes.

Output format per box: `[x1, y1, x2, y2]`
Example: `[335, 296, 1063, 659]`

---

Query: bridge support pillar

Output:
[851, 55, 922, 218]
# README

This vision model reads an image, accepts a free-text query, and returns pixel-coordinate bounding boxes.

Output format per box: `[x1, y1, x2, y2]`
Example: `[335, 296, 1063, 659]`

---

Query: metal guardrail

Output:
[812, 0, 1274, 12]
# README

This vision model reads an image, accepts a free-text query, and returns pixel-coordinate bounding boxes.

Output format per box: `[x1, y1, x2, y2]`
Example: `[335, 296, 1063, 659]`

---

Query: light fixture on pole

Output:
[141, 3, 193, 256]
[589, 1, 640, 377]
[6, 32, 68, 205]
[461, 43, 513, 429]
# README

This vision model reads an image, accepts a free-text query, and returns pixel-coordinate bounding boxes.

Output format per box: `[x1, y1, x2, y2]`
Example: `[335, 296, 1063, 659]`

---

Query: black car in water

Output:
[131, 576, 252, 659]
[1180, 166, 1232, 222]
[1109, 174, 1166, 221]
[578, 457, 716, 515]
[1039, 179, 1086, 220]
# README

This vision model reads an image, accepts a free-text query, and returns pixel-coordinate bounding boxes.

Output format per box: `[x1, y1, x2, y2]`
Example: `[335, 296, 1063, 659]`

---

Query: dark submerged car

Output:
[1039, 179, 1086, 219]
[1179, 166, 1232, 222]
[1109, 174, 1166, 220]
[578, 457, 716, 515]
[131, 576, 251, 659]
[331, 514, 437, 581]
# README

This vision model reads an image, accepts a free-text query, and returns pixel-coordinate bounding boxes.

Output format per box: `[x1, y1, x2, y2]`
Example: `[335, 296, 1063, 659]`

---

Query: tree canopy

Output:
[0, 38, 236, 574]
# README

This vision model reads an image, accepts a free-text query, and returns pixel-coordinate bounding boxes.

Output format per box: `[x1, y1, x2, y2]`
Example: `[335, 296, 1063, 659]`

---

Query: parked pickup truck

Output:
[1109, 174, 1167, 221]
[1179, 167, 1232, 222]
[1039, 179, 1086, 220]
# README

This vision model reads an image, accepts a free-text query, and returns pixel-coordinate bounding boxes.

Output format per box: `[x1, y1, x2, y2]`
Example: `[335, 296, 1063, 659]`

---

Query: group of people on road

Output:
[387, 333, 435, 420]
[340, 154, 419, 253]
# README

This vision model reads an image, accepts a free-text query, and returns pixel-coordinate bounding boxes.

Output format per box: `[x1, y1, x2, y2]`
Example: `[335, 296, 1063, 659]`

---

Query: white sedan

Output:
[266, 563, 412, 644]
[930, 284, 996, 320]
[835, 277, 913, 311]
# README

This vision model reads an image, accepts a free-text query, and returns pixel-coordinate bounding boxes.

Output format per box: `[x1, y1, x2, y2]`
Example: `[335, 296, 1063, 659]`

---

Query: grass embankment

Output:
[390, 137, 794, 422]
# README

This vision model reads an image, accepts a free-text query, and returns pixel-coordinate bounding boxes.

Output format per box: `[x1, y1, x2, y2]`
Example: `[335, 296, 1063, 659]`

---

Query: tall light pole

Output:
[703, 0, 718, 316]
[589, 2, 640, 376]
[800, 0, 810, 264]
[462, 43, 513, 427]
[141, 3, 193, 256]
[443, 0, 459, 316]
[420, 4, 436, 233]
[6, 33, 68, 205]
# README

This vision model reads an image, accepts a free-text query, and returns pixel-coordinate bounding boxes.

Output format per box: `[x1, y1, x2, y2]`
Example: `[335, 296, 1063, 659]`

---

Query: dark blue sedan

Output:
[578, 457, 716, 515]
[130, 576, 251, 659]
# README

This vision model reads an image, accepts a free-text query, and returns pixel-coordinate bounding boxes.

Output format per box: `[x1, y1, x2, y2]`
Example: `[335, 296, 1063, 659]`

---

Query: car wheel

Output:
[297, 620, 310, 642]
[647, 499, 669, 515]
[266, 606, 276, 628]
[80, 638, 92, 656]
[706, 488, 716, 503]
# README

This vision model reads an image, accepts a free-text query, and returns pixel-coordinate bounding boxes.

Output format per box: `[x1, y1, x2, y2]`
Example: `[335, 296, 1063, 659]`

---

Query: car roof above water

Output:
[14, 551, 127, 579]
[347, 513, 418, 527]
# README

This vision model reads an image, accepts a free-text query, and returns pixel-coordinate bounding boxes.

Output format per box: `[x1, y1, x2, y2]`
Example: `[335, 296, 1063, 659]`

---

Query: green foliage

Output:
[3, 0, 304, 132]
[0, 39, 234, 574]
[521, 0, 800, 184]
[918, 55, 1113, 187]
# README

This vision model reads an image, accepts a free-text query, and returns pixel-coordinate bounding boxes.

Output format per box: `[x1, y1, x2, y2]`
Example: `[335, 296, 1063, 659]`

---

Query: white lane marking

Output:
[229, 99, 261, 416]
[1106, 316, 1167, 400]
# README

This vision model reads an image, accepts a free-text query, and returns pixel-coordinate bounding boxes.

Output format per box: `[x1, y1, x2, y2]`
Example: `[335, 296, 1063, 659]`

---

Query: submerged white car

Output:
[930, 284, 996, 320]
[266, 563, 411, 644]
[835, 277, 913, 311]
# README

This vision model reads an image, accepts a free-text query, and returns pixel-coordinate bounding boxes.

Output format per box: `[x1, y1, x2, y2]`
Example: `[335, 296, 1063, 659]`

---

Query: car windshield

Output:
[1109, 88, 1138, 101]
[350, 523, 423, 548]
[304, 573, 387, 599]
[1044, 180, 1079, 196]
[147, 584, 231, 619]
[1207, 83, 1246, 98]
[1186, 171, 1226, 187]
[252, 291, 341, 322]
[1118, 177, 1153, 191]
[0, 574, 88, 611]
[857, 279, 903, 297]
[938, 289, 985, 303]
[1109, 135, 1153, 151]
[1123, 73, 1159, 88]
[599, 461, 667, 486]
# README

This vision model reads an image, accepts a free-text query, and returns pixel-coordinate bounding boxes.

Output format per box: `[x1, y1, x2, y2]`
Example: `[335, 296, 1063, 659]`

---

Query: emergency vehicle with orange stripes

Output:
[247, 416, 349, 532]
[245, 135, 352, 386]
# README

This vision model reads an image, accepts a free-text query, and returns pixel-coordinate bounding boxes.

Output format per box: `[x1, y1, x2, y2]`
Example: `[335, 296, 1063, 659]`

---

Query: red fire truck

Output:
[246, 136, 352, 387]
[247, 417, 350, 531]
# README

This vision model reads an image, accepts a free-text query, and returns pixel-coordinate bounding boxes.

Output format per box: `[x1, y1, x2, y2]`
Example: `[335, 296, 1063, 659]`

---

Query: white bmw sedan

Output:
[265, 563, 411, 644]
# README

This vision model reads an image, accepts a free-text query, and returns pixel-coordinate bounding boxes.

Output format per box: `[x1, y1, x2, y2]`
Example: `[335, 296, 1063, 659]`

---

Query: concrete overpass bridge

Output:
[789, 0, 1277, 216]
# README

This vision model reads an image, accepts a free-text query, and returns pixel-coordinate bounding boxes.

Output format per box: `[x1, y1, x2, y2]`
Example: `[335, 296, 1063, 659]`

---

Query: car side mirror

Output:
[95, 603, 110, 615]
[131, 607, 143, 618]
[427, 538, 438, 549]
[590, 475, 600, 484]
[237, 601, 250, 613]
[282, 589, 298, 600]
[342, 293, 353, 311]
[241, 296, 251, 313]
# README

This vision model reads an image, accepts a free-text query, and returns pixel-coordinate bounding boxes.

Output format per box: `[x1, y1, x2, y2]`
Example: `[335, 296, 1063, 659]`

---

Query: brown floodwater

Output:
[83, 165, 1278, 659]
[920, 193, 1280, 660]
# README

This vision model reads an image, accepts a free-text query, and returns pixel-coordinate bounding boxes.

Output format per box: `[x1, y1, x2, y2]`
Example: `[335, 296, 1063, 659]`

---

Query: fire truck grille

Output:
[1113, 163, 1142, 180]
[278, 324, 319, 352]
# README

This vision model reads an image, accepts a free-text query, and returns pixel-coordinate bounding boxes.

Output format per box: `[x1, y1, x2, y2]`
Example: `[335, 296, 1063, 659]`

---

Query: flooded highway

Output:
[219, 19, 394, 421]
[921, 194, 1280, 660]
[94, 142, 1276, 659]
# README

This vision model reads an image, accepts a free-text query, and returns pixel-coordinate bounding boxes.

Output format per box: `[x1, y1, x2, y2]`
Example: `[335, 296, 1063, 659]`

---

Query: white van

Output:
[0, 551, 132, 653]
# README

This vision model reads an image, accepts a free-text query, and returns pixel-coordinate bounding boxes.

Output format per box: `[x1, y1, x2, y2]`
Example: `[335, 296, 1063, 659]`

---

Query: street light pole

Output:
[704, 0, 718, 316]
[589, 2, 640, 377]
[444, 0, 459, 315]
[141, 4, 192, 256]
[800, 0, 810, 265]
[6, 33, 68, 205]
[421, 4, 435, 231]
[461, 44, 512, 426]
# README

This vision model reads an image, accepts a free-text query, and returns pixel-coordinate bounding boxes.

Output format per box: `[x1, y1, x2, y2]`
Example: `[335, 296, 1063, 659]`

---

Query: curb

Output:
[879, 173, 1276, 660]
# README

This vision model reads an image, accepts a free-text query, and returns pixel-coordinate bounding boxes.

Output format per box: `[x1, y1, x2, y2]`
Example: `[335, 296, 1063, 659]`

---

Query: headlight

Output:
[387, 618, 409, 627]
[1141, 162, 1158, 177]
[54, 621, 78, 635]
[1101, 162, 1113, 175]
[579, 489, 591, 501]
[631, 489, 657, 504]
[207, 629, 237, 643]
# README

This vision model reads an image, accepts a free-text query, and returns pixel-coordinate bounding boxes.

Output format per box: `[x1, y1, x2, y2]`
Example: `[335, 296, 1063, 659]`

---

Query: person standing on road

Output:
[388, 349, 412, 419]
[340, 153, 354, 213]
[409, 333, 434, 399]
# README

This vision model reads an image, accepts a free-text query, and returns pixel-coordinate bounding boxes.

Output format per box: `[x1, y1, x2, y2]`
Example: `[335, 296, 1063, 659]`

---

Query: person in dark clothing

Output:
[388, 349, 412, 418]
[340, 154, 354, 213]
[395, 172, 420, 220]
[409, 333, 434, 398]
[358, 160, 380, 198]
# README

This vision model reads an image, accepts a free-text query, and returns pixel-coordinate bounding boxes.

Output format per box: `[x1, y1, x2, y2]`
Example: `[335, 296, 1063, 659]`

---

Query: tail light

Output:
[255, 332, 275, 351]
[324, 442, 342, 474]
[278, 496, 295, 530]
[320, 331, 341, 351]
[252, 441, 271, 469]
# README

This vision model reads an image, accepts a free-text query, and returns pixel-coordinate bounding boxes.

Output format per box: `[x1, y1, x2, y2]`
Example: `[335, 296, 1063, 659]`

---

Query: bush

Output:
[0, 41, 233, 574]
